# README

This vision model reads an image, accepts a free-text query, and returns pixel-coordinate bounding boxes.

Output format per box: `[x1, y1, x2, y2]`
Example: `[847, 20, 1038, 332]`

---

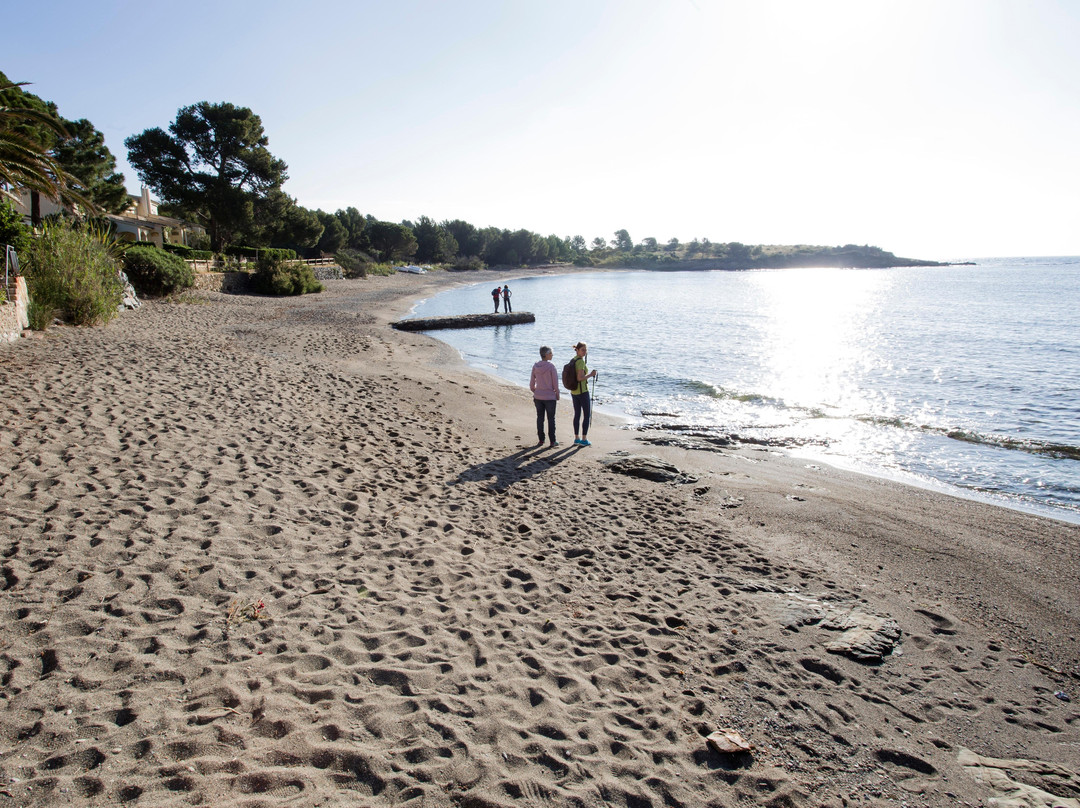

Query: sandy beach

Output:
[1, 271, 1078, 808]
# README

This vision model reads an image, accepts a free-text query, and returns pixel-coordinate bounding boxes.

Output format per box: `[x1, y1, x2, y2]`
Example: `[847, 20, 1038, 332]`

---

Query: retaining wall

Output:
[190, 264, 342, 293]
[191, 272, 253, 293]
[0, 277, 29, 343]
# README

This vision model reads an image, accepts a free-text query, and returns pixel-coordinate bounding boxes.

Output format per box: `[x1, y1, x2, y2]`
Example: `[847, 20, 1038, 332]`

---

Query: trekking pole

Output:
[591, 370, 600, 404]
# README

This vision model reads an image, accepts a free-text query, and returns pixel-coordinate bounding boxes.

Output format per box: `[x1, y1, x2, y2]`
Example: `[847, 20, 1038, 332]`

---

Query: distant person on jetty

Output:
[530, 346, 560, 448]
[491, 286, 501, 313]
[570, 341, 597, 446]
[502, 285, 512, 313]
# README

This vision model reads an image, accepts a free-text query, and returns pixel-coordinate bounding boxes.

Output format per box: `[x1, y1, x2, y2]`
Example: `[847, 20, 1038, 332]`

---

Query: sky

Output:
[4, 0, 1078, 260]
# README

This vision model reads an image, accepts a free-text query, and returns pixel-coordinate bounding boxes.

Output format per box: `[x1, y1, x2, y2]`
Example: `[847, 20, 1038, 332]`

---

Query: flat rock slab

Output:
[959, 748, 1080, 808]
[601, 455, 699, 484]
[392, 312, 535, 331]
[780, 594, 902, 662]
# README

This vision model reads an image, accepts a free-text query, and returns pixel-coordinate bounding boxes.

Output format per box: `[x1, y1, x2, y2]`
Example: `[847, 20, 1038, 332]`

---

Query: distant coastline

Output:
[596, 244, 950, 271]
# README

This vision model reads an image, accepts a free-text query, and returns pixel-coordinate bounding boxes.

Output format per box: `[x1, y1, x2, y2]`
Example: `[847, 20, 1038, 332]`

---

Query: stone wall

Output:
[191, 272, 253, 293]
[0, 277, 29, 343]
[190, 264, 341, 293]
[311, 265, 344, 281]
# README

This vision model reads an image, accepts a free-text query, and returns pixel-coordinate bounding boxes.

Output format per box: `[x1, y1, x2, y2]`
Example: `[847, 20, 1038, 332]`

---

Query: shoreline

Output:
[1, 272, 1077, 807]
[415, 267, 1080, 529]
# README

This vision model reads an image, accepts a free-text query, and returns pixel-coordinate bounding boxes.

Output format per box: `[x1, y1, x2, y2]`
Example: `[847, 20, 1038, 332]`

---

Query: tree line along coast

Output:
[2, 71, 949, 323]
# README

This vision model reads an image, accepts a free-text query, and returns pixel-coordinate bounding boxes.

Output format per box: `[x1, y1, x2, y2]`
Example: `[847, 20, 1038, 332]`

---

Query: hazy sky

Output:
[5, 0, 1078, 259]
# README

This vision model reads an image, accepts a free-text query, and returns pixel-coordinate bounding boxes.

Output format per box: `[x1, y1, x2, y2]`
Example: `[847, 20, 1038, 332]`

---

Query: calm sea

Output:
[409, 258, 1080, 524]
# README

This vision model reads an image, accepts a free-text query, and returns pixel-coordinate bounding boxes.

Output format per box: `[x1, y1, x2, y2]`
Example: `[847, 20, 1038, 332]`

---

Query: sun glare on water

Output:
[751, 268, 894, 419]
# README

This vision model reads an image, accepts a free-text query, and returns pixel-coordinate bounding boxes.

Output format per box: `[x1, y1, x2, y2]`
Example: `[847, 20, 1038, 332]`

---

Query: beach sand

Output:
[1, 271, 1078, 807]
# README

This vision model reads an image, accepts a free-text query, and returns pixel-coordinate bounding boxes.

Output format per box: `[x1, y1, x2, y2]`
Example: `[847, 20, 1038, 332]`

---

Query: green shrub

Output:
[222, 245, 298, 262]
[451, 255, 485, 271]
[163, 243, 193, 257]
[335, 248, 371, 279]
[26, 296, 52, 330]
[187, 232, 212, 252]
[224, 245, 259, 260]
[22, 219, 123, 328]
[261, 247, 297, 261]
[190, 250, 215, 260]
[0, 202, 31, 256]
[123, 244, 195, 296]
[252, 256, 323, 296]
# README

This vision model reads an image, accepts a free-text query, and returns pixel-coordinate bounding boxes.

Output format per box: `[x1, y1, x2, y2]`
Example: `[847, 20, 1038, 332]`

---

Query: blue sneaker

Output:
[578, 438, 592, 446]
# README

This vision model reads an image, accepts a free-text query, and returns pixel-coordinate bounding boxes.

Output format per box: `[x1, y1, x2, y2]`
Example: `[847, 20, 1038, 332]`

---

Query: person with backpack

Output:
[529, 345, 560, 448]
[566, 341, 597, 446]
[502, 285, 512, 313]
[491, 286, 501, 313]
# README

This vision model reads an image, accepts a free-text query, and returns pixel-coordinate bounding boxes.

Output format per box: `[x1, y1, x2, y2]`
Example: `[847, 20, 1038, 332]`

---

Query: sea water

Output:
[408, 258, 1080, 524]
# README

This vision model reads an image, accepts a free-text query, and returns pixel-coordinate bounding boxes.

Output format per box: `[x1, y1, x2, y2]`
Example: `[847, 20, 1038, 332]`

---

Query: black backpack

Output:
[562, 358, 579, 391]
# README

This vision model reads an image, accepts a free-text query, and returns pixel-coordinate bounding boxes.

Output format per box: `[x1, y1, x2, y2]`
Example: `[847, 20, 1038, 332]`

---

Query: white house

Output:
[9, 186, 206, 249]
[106, 187, 206, 248]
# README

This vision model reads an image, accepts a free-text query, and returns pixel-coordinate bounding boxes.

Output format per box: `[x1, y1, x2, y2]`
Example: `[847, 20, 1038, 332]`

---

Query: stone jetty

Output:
[392, 312, 535, 331]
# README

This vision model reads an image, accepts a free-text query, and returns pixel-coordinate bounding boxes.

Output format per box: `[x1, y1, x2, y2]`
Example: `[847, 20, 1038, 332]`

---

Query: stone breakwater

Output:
[393, 311, 535, 331]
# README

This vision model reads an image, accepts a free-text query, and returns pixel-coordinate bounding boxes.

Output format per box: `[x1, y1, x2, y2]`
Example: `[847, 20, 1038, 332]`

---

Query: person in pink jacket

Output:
[529, 345, 560, 448]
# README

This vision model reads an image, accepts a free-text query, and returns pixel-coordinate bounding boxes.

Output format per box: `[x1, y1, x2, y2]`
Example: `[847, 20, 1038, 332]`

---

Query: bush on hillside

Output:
[123, 244, 195, 296]
[251, 256, 323, 296]
[22, 219, 123, 328]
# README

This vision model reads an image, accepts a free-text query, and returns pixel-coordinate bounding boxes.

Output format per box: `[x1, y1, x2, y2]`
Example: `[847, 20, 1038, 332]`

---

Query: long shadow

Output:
[452, 443, 580, 492]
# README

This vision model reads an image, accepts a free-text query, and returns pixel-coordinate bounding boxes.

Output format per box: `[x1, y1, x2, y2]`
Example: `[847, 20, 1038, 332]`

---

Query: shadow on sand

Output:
[452, 443, 581, 492]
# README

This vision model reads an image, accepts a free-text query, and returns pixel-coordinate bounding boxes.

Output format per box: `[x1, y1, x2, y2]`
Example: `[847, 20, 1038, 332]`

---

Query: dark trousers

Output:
[503, 297, 512, 313]
[534, 398, 556, 442]
[572, 391, 591, 437]
[493, 297, 499, 312]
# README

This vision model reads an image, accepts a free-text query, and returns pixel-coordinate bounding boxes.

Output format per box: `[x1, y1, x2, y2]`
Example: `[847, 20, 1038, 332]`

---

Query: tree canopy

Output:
[125, 102, 287, 250]
[412, 216, 458, 263]
[252, 189, 323, 255]
[314, 210, 348, 255]
[53, 117, 128, 214]
[0, 73, 115, 223]
[366, 220, 418, 263]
